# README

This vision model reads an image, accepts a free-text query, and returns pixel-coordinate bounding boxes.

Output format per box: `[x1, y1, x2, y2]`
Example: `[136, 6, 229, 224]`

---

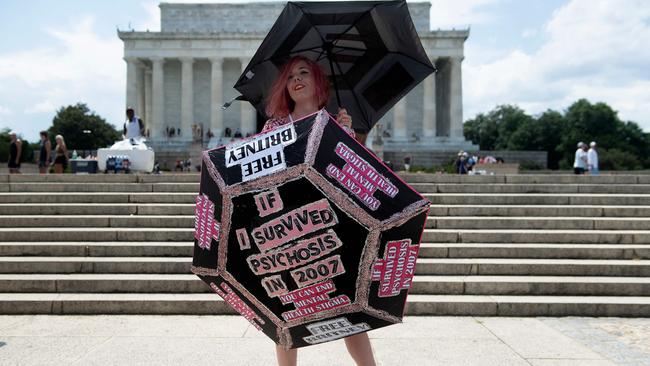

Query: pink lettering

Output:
[254, 188, 284, 218]
[371, 239, 420, 297]
[210, 282, 265, 330]
[194, 195, 220, 250]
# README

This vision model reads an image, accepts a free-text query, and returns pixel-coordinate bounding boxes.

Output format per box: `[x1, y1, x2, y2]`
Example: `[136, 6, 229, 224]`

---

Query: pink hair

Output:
[265, 56, 331, 118]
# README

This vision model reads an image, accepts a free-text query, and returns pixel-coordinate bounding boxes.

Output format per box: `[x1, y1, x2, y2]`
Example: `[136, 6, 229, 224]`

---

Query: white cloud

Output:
[0, 106, 11, 115]
[464, 0, 650, 130]
[430, 0, 501, 29]
[0, 16, 125, 140]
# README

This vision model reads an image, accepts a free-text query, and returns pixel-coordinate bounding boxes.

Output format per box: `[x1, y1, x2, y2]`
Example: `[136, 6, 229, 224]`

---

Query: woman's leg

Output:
[344, 333, 376, 366]
[54, 164, 62, 174]
[275, 345, 297, 366]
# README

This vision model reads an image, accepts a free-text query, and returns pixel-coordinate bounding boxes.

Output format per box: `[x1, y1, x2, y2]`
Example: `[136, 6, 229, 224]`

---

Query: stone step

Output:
[404, 295, 650, 316]
[0, 204, 194, 216]
[0, 228, 193, 242]
[4, 228, 650, 244]
[0, 215, 194, 228]
[1, 274, 648, 297]
[3, 174, 199, 183]
[0, 242, 192, 257]
[2, 257, 648, 276]
[426, 216, 650, 230]
[429, 205, 650, 217]
[6, 182, 650, 194]
[4, 242, 647, 260]
[415, 258, 650, 276]
[411, 276, 650, 296]
[5, 215, 649, 230]
[4, 183, 199, 193]
[419, 243, 650, 259]
[424, 193, 650, 206]
[412, 183, 650, 194]
[422, 229, 650, 244]
[0, 293, 648, 316]
[5, 173, 649, 184]
[3, 192, 649, 205]
[0, 193, 196, 204]
[2, 203, 649, 218]
[0, 257, 190, 274]
[400, 173, 650, 185]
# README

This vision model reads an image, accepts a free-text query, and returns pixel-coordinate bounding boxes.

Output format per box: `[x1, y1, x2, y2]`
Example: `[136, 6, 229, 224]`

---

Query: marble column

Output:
[180, 57, 195, 141]
[137, 65, 146, 123]
[240, 57, 256, 135]
[124, 57, 139, 110]
[449, 57, 464, 139]
[210, 57, 224, 140]
[422, 59, 437, 139]
[392, 97, 407, 140]
[144, 70, 153, 137]
[151, 57, 165, 140]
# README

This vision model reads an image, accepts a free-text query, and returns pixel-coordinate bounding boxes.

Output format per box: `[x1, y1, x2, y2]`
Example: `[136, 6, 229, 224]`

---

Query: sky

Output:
[0, 0, 648, 142]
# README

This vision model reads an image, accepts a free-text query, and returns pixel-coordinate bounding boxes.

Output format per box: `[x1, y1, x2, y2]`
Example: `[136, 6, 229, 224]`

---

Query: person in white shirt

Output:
[573, 142, 588, 174]
[123, 107, 145, 140]
[588, 141, 599, 175]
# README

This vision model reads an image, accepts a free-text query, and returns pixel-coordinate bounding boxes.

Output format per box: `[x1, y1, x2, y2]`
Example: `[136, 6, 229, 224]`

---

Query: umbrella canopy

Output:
[192, 110, 430, 348]
[234, 0, 436, 133]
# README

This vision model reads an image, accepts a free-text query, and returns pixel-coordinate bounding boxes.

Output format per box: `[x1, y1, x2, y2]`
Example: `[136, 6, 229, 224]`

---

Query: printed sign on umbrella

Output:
[234, 0, 436, 133]
[192, 110, 430, 348]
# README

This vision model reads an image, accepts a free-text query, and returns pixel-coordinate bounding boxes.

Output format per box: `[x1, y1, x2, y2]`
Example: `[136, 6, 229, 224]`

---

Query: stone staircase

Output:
[0, 173, 648, 316]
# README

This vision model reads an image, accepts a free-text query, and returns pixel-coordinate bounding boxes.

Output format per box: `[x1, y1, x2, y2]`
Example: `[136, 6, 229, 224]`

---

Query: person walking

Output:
[7, 132, 22, 174]
[588, 141, 599, 175]
[573, 142, 588, 174]
[53, 135, 69, 174]
[38, 131, 52, 174]
[262, 55, 376, 366]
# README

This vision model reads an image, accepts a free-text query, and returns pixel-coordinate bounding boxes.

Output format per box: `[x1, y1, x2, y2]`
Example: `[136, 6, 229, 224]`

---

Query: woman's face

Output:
[286, 60, 316, 104]
[56, 137, 62, 144]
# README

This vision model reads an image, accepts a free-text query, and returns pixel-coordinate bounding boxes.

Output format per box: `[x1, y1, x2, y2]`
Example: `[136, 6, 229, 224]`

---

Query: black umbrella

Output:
[234, 0, 436, 133]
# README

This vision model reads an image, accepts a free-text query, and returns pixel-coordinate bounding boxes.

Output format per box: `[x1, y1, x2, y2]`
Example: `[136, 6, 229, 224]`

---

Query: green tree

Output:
[48, 103, 120, 151]
[464, 105, 533, 150]
[463, 99, 650, 170]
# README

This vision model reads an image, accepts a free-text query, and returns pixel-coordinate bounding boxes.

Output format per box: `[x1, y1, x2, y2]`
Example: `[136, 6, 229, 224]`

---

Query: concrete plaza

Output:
[0, 316, 649, 365]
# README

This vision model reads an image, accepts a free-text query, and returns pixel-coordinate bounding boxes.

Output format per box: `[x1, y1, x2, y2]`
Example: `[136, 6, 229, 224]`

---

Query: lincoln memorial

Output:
[118, 2, 477, 159]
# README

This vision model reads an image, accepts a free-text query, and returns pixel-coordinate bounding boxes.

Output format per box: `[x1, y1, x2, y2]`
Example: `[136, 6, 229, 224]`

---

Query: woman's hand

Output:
[337, 108, 352, 129]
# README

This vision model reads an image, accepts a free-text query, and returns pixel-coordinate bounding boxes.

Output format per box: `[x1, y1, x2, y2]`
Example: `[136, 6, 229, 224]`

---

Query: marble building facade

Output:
[118, 2, 477, 153]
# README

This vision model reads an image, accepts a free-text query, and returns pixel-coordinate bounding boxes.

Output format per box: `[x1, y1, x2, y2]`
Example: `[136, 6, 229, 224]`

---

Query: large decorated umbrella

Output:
[233, 0, 436, 133]
[192, 111, 430, 348]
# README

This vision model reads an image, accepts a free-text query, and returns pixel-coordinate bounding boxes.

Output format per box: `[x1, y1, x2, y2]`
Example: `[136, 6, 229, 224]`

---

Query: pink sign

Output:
[251, 199, 338, 252]
[210, 282, 265, 330]
[326, 142, 399, 211]
[261, 274, 289, 298]
[247, 230, 343, 275]
[371, 239, 419, 297]
[194, 195, 220, 250]
[291, 255, 345, 288]
[279, 280, 351, 321]
[254, 188, 284, 217]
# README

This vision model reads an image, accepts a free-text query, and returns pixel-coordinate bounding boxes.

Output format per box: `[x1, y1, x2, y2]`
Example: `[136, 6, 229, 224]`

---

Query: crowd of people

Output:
[573, 141, 599, 175]
[454, 151, 505, 174]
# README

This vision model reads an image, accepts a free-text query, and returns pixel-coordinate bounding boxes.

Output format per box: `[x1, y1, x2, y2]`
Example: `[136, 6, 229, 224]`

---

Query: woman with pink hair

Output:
[263, 56, 376, 366]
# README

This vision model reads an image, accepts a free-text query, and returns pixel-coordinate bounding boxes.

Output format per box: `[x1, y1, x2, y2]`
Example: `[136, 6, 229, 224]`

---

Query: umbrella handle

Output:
[222, 95, 247, 110]
[325, 47, 342, 108]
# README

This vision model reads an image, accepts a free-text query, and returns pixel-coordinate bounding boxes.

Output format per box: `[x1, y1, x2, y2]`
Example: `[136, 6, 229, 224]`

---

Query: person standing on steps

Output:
[263, 56, 377, 366]
[38, 131, 51, 174]
[588, 141, 599, 175]
[7, 131, 22, 174]
[573, 142, 588, 174]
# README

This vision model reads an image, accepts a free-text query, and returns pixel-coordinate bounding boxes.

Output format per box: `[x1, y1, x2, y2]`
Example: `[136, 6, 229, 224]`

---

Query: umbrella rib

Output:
[386, 51, 438, 72]
[332, 58, 371, 130]
[257, 45, 324, 64]
[328, 4, 381, 46]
